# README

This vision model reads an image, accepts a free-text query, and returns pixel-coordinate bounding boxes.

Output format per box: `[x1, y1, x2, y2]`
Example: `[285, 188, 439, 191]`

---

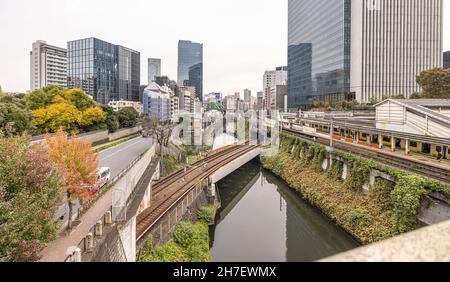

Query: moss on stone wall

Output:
[261, 133, 450, 244]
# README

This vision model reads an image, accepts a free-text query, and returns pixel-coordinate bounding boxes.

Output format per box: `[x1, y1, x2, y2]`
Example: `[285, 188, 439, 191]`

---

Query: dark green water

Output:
[209, 161, 359, 262]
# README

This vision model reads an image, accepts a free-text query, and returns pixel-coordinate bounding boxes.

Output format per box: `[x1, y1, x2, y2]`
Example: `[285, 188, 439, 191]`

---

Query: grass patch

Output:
[93, 136, 137, 153]
[197, 206, 216, 225]
[137, 222, 210, 262]
[161, 154, 183, 177]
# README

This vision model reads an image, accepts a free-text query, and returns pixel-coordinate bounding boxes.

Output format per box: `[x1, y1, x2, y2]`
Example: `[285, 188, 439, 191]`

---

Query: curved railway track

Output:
[152, 143, 249, 195]
[283, 128, 450, 185]
[136, 144, 259, 240]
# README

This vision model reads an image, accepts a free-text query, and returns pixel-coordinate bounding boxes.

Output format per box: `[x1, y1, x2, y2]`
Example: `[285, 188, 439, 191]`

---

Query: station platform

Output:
[334, 136, 450, 172]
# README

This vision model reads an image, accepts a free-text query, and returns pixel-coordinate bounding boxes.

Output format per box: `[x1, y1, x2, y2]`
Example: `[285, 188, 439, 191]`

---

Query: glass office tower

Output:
[67, 38, 140, 105]
[118, 46, 141, 102]
[148, 58, 162, 84]
[178, 40, 203, 101]
[187, 63, 203, 101]
[444, 51, 450, 69]
[288, 0, 351, 110]
[288, 0, 443, 108]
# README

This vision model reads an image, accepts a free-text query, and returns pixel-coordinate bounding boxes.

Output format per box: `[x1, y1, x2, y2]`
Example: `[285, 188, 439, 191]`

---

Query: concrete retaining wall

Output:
[31, 126, 142, 146]
[138, 185, 207, 248]
[71, 145, 157, 262]
[112, 144, 156, 222]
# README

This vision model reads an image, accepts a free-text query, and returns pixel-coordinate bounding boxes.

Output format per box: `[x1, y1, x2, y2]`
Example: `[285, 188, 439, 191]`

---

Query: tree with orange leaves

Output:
[46, 129, 99, 229]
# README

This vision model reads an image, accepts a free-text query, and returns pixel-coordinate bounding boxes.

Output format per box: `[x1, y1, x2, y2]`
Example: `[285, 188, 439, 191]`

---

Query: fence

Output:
[65, 144, 157, 262]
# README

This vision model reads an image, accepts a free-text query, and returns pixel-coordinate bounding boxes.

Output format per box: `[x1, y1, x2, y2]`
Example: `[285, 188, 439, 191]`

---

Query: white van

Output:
[97, 167, 111, 189]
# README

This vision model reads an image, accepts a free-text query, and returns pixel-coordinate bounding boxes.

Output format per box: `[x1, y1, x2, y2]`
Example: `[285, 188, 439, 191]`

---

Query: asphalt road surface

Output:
[98, 137, 154, 179]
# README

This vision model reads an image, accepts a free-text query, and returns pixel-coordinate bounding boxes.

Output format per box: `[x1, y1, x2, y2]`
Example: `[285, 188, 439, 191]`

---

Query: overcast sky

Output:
[0, 0, 449, 95]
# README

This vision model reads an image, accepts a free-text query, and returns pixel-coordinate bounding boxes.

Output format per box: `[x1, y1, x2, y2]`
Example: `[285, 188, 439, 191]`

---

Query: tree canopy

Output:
[0, 102, 33, 135]
[416, 68, 450, 99]
[28, 86, 107, 135]
[0, 133, 62, 261]
[0, 86, 141, 136]
[46, 130, 99, 229]
[117, 107, 139, 128]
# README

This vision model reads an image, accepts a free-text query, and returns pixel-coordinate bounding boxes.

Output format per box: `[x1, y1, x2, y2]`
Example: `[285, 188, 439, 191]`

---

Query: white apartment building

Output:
[180, 88, 194, 113]
[171, 94, 179, 122]
[30, 40, 67, 91]
[108, 100, 143, 114]
[263, 67, 287, 94]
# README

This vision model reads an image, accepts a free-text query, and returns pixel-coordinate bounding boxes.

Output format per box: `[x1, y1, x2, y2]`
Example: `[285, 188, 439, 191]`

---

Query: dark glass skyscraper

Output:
[444, 51, 450, 69]
[178, 40, 203, 101]
[288, 0, 351, 110]
[288, 0, 443, 108]
[186, 63, 203, 101]
[67, 38, 140, 105]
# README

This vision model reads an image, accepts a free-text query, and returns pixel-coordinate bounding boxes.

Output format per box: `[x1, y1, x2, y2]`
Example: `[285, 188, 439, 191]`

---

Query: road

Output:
[98, 137, 154, 179]
[54, 136, 154, 226]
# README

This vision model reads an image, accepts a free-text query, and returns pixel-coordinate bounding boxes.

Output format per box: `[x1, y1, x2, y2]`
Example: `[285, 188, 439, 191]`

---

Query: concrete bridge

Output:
[135, 143, 261, 246]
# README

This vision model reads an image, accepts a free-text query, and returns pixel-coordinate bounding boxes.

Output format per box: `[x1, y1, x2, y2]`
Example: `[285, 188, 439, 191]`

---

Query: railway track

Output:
[283, 128, 450, 185]
[152, 143, 248, 195]
[136, 145, 259, 240]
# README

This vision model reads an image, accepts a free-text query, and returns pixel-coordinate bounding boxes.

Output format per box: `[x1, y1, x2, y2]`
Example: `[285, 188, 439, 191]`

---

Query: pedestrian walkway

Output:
[39, 189, 113, 262]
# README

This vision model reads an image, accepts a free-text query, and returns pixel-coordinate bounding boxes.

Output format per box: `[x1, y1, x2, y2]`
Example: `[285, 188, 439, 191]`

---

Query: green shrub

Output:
[197, 206, 216, 224]
[186, 223, 211, 262]
[173, 221, 195, 248]
[150, 241, 189, 262]
[391, 175, 427, 233]
[346, 209, 373, 227]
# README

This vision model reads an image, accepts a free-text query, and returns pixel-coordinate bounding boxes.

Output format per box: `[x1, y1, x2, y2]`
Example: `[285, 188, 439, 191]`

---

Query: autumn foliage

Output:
[46, 130, 99, 199]
[46, 130, 99, 229]
[0, 133, 62, 261]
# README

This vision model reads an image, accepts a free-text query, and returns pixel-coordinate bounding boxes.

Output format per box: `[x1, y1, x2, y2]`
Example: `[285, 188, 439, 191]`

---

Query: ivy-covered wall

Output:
[262, 133, 450, 244]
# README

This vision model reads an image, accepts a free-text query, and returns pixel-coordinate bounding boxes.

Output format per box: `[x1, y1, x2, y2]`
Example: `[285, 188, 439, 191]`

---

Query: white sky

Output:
[0, 0, 449, 95]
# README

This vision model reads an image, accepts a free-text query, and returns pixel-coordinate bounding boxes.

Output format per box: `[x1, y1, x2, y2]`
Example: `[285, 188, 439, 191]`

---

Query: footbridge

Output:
[136, 143, 261, 244]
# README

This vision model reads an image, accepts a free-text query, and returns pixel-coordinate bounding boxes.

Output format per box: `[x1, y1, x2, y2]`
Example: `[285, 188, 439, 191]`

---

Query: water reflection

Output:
[210, 161, 359, 262]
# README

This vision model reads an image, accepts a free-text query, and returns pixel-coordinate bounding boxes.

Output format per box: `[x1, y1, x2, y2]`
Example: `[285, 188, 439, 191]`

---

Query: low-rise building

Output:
[180, 87, 194, 113]
[143, 82, 171, 122]
[223, 95, 238, 111]
[171, 94, 179, 122]
[375, 99, 450, 138]
[108, 100, 143, 114]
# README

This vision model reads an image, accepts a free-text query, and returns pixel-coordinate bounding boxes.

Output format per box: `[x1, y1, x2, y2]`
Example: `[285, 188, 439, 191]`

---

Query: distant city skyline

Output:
[0, 0, 449, 95]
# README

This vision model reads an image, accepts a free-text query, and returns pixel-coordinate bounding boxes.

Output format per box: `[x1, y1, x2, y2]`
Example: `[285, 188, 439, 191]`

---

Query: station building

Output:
[375, 99, 450, 139]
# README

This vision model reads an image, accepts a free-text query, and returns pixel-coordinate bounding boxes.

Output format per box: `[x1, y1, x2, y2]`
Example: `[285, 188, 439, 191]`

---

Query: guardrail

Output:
[65, 144, 157, 262]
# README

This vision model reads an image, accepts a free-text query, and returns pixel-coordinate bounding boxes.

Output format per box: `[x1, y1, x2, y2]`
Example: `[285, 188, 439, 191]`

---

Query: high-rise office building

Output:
[67, 38, 140, 105]
[288, 0, 443, 110]
[444, 51, 450, 69]
[244, 89, 252, 104]
[148, 58, 161, 84]
[257, 91, 264, 110]
[178, 40, 203, 101]
[30, 40, 67, 91]
[263, 67, 287, 94]
[187, 63, 203, 101]
[118, 46, 141, 102]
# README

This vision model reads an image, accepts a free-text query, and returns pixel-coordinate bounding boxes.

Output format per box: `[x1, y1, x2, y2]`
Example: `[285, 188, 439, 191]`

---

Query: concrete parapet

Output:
[321, 220, 450, 262]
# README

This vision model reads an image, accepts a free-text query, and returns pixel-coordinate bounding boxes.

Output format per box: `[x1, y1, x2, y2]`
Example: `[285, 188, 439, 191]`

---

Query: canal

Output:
[209, 160, 359, 262]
